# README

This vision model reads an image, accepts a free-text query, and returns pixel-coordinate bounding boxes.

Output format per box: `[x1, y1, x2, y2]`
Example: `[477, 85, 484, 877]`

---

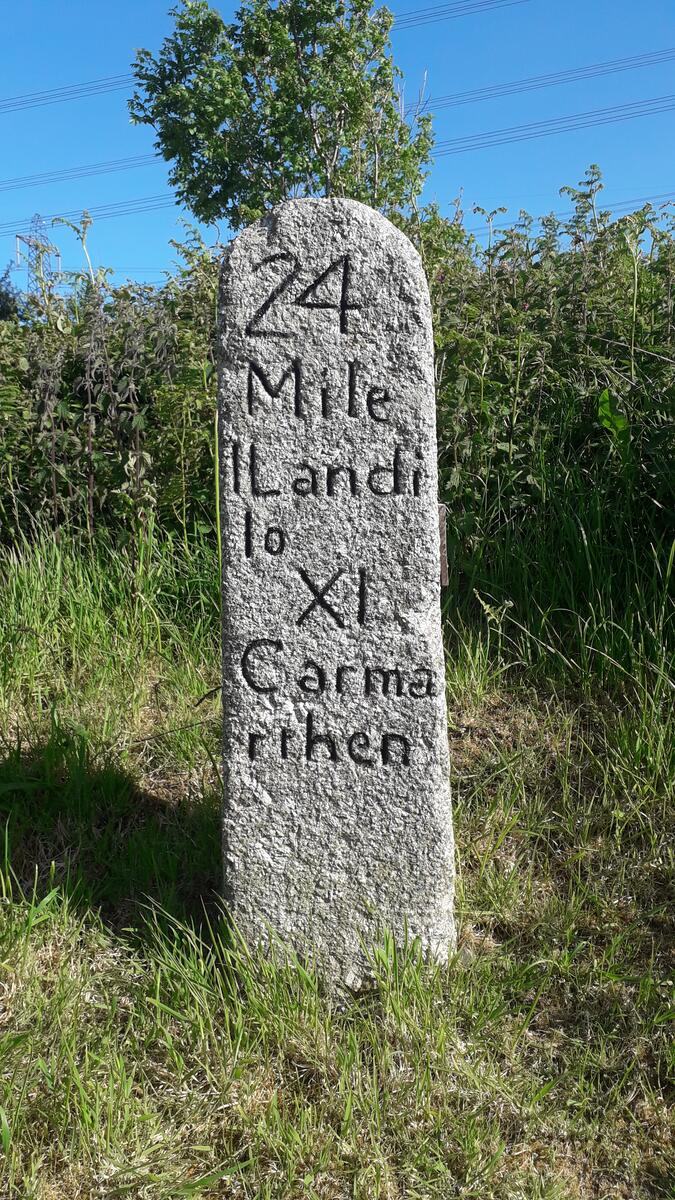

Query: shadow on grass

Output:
[0, 725, 222, 934]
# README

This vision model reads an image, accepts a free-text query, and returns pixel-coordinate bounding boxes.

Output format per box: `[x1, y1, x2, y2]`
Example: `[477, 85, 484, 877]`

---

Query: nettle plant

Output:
[412, 169, 675, 580]
[0, 167, 672, 634]
[0, 218, 219, 545]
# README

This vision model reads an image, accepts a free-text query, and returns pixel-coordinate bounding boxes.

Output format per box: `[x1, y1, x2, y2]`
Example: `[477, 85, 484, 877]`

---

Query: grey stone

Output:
[217, 198, 454, 986]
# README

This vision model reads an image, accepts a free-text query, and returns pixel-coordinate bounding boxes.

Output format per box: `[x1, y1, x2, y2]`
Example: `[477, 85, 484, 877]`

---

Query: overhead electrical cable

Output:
[465, 189, 675, 235]
[393, 0, 530, 28]
[0, 193, 177, 237]
[1, 187, 673, 243]
[0, 0, 534, 117]
[0, 94, 673, 227]
[434, 93, 675, 154]
[0, 74, 134, 114]
[1, 35, 669, 125]
[428, 47, 675, 110]
[0, 154, 157, 193]
[5, 48, 674, 198]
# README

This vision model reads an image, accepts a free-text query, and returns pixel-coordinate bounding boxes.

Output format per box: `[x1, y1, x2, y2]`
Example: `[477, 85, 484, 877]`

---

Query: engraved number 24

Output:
[246, 253, 359, 338]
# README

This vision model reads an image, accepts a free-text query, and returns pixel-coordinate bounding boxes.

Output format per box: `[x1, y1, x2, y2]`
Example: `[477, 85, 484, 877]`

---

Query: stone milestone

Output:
[218, 197, 454, 984]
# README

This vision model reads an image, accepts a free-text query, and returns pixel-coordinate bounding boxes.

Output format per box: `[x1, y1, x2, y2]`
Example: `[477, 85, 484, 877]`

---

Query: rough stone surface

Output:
[218, 198, 454, 985]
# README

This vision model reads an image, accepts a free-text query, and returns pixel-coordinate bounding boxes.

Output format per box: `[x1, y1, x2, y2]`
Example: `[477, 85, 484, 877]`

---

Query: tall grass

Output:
[0, 519, 671, 1196]
[0, 528, 219, 758]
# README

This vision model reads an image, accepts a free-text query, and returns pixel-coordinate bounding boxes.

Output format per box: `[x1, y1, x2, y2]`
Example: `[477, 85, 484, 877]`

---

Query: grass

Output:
[0, 530, 672, 1199]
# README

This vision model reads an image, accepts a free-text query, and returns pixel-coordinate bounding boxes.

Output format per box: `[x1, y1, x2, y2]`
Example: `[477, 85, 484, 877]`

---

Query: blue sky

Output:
[2, 0, 674, 285]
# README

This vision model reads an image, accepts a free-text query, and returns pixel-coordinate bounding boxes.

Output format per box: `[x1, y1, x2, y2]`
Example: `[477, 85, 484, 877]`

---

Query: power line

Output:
[435, 93, 675, 155]
[0, 194, 178, 238]
[0, 91, 672, 227]
[428, 47, 675, 110]
[6, 47, 674, 199]
[465, 189, 675, 235]
[0, 74, 133, 115]
[1, 35, 669, 133]
[0, 155, 157, 194]
[13, 262, 169, 272]
[1, 186, 672, 245]
[394, 0, 530, 28]
[0, 0, 533, 117]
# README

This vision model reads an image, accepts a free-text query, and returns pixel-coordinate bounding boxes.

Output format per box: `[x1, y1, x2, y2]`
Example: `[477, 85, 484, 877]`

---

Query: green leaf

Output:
[598, 388, 629, 441]
[0, 1106, 10, 1156]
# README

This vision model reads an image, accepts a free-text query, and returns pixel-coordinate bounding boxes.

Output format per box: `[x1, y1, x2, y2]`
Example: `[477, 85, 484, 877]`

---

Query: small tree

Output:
[129, 0, 432, 231]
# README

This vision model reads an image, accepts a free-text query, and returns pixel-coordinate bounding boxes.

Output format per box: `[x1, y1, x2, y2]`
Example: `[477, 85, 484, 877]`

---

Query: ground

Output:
[0, 535, 672, 1199]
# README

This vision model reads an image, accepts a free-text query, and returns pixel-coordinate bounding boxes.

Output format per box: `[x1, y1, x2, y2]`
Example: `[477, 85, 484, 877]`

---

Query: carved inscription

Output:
[226, 251, 435, 762]
[218, 198, 454, 983]
[246, 253, 360, 337]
